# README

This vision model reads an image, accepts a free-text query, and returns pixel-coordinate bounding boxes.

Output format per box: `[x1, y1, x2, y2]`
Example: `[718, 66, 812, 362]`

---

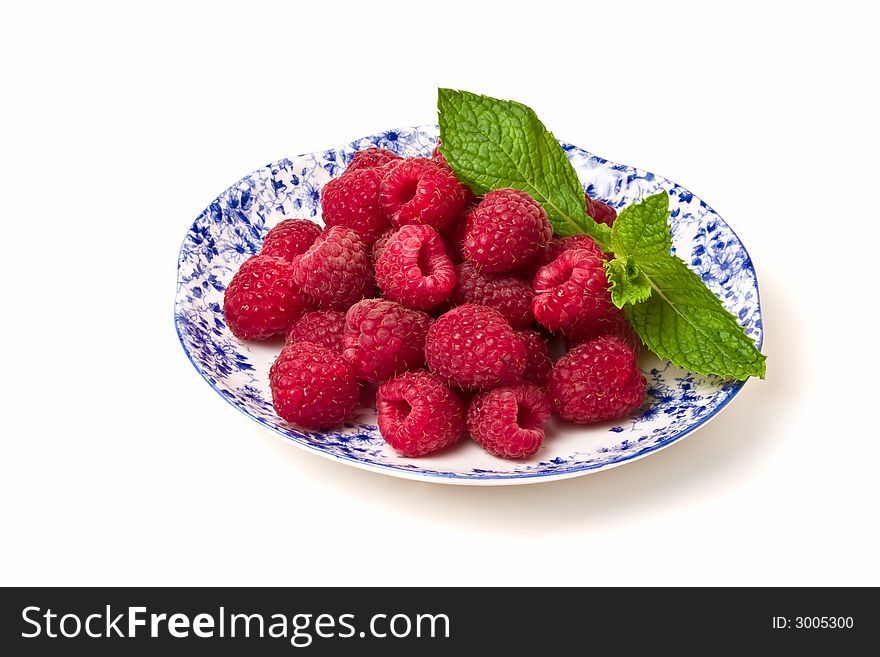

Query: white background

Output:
[1, 1, 878, 586]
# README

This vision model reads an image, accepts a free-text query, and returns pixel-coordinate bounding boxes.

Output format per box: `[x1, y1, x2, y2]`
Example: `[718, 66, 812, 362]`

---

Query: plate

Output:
[174, 125, 762, 485]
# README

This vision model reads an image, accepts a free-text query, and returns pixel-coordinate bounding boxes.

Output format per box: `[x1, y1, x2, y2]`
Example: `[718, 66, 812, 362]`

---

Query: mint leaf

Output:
[607, 256, 652, 307]
[626, 256, 766, 380]
[608, 192, 766, 379]
[437, 88, 611, 247]
[610, 192, 673, 259]
[613, 193, 765, 379]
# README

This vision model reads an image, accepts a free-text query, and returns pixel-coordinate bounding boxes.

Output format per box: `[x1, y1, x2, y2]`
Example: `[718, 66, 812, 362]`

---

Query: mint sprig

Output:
[437, 88, 766, 381]
[437, 89, 611, 246]
[613, 193, 766, 380]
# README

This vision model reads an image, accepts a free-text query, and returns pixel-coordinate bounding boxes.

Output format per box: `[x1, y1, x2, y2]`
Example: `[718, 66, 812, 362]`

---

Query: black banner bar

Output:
[1, 587, 875, 654]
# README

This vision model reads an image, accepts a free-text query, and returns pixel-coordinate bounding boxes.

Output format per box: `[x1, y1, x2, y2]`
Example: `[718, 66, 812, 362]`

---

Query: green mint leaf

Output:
[437, 88, 611, 247]
[610, 192, 673, 259]
[611, 191, 764, 379]
[626, 256, 766, 380]
[606, 256, 652, 307]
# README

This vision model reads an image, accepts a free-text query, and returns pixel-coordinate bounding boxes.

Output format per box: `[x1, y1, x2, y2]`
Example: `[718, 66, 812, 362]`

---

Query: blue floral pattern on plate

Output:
[174, 126, 762, 485]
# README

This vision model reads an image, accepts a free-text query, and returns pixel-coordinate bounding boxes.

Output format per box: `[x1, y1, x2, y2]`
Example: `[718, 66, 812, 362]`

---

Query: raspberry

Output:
[285, 310, 346, 352]
[546, 234, 608, 264]
[440, 202, 473, 264]
[532, 249, 614, 332]
[376, 371, 466, 457]
[370, 228, 395, 266]
[463, 188, 552, 273]
[586, 193, 617, 227]
[345, 147, 402, 173]
[430, 142, 476, 197]
[522, 233, 609, 280]
[379, 158, 467, 231]
[291, 226, 373, 310]
[223, 255, 311, 341]
[376, 224, 459, 269]
[374, 224, 456, 310]
[260, 218, 322, 262]
[450, 261, 535, 329]
[320, 168, 389, 245]
[426, 304, 526, 389]
[269, 342, 360, 430]
[516, 330, 553, 387]
[564, 306, 641, 353]
[548, 335, 646, 424]
[519, 235, 611, 281]
[342, 299, 432, 383]
[467, 382, 550, 459]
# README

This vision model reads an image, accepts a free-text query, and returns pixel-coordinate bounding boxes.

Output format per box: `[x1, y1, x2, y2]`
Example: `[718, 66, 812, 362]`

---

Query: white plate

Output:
[174, 125, 762, 485]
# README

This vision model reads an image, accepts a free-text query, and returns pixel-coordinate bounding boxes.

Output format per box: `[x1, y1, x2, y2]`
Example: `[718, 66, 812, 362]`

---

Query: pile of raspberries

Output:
[222, 146, 647, 460]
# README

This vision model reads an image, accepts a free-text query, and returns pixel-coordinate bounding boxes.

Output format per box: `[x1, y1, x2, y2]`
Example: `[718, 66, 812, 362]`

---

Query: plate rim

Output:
[174, 127, 762, 486]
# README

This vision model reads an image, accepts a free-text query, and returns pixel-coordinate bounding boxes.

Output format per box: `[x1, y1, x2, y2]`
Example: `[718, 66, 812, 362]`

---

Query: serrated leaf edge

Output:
[628, 262, 766, 380]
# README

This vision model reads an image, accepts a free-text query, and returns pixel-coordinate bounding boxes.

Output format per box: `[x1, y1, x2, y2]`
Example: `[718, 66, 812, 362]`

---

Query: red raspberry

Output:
[522, 233, 609, 281]
[374, 224, 456, 310]
[379, 158, 467, 231]
[370, 227, 395, 266]
[548, 335, 646, 424]
[342, 299, 432, 383]
[223, 255, 311, 341]
[345, 147, 402, 174]
[450, 261, 535, 329]
[376, 371, 466, 457]
[585, 193, 617, 227]
[463, 188, 552, 273]
[291, 226, 373, 310]
[546, 233, 608, 263]
[376, 224, 459, 269]
[430, 141, 477, 201]
[564, 306, 641, 353]
[269, 342, 360, 430]
[516, 330, 553, 387]
[467, 382, 550, 459]
[532, 249, 614, 332]
[260, 218, 322, 262]
[320, 168, 389, 245]
[285, 309, 346, 352]
[426, 304, 526, 389]
[440, 202, 472, 264]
